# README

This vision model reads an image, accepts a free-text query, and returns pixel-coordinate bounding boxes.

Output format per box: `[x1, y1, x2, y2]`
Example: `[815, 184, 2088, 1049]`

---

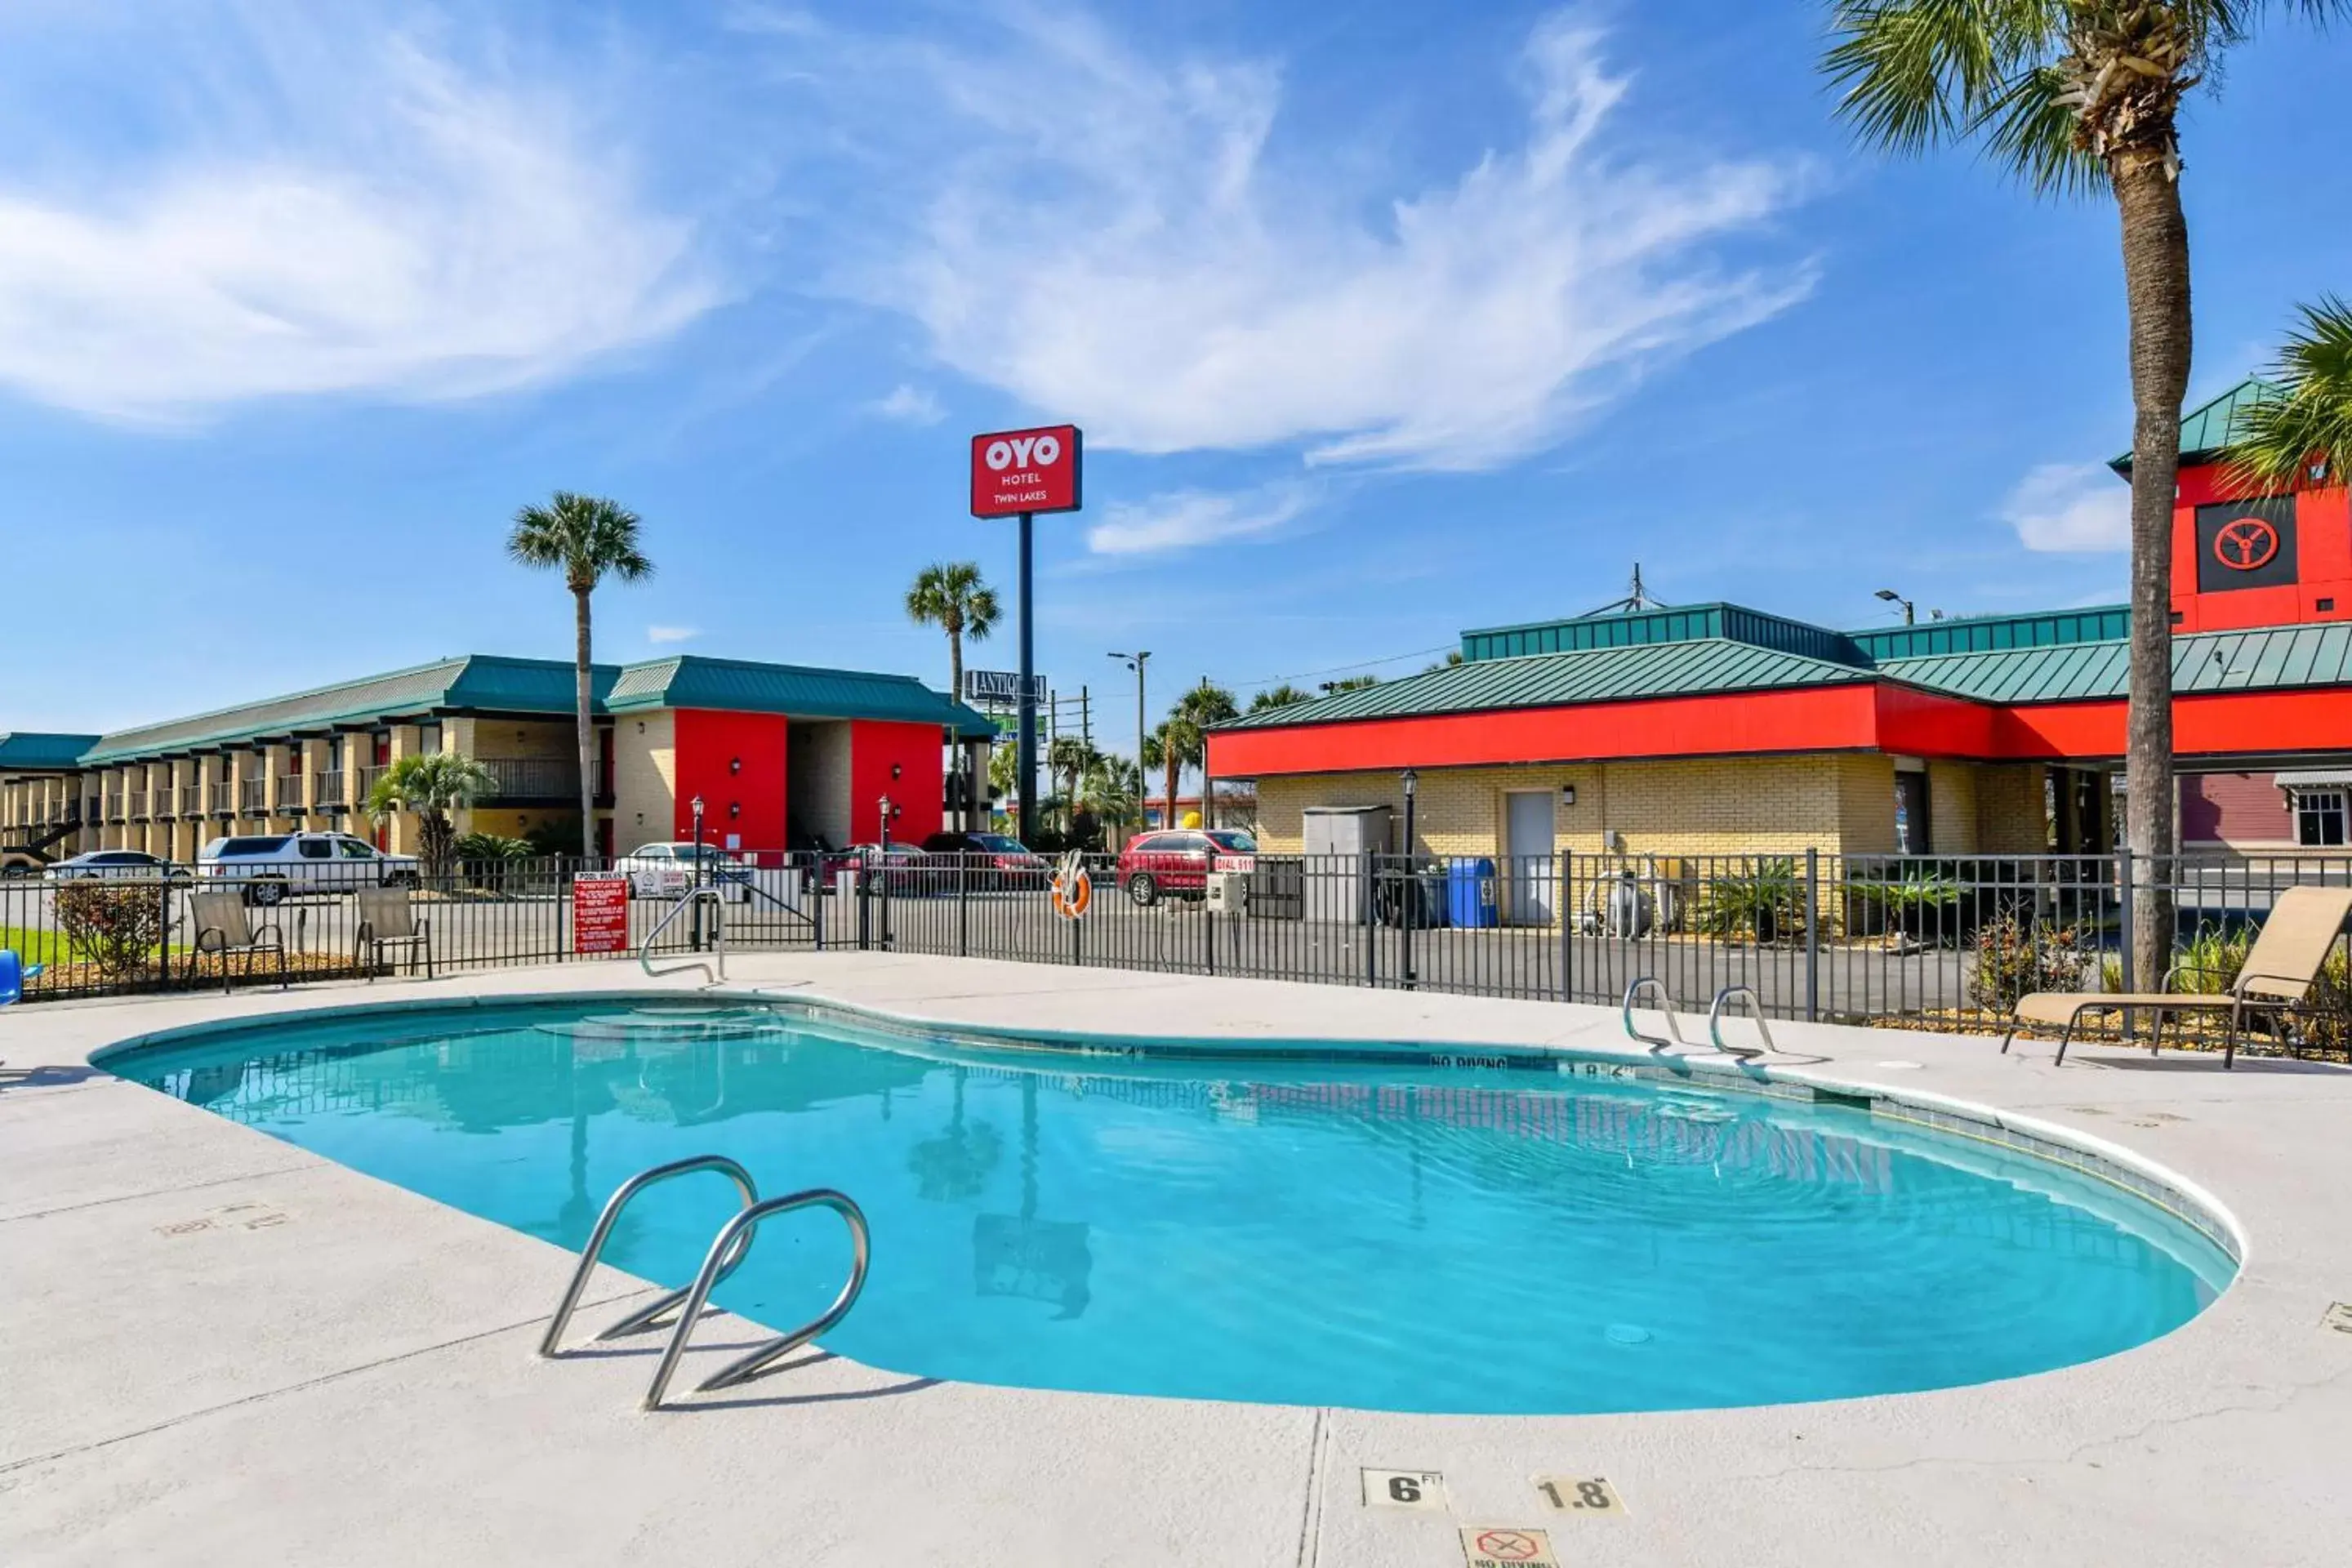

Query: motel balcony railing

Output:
[102, 793, 124, 822]
[178, 785, 204, 816]
[316, 770, 347, 810]
[274, 775, 307, 813]
[127, 791, 149, 821]
[239, 780, 267, 814]
[209, 783, 234, 815]
[476, 757, 588, 803]
[359, 765, 386, 799]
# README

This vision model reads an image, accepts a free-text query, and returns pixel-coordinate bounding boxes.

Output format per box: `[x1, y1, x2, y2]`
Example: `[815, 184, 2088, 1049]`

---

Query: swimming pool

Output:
[107, 996, 2235, 1415]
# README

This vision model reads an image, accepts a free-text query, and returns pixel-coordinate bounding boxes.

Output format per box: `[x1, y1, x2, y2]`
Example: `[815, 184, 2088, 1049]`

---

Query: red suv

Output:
[1116, 829, 1257, 906]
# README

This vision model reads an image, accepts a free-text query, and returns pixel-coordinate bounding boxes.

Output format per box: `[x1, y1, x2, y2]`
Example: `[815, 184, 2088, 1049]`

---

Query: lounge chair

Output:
[2003, 884, 2352, 1067]
[187, 889, 288, 996]
[354, 885, 432, 982]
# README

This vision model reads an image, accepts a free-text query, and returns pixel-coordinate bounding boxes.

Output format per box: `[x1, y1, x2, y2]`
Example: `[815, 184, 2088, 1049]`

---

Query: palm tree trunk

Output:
[2111, 148, 2189, 987]
[1165, 752, 1178, 833]
[574, 586, 596, 863]
[948, 625, 964, 706]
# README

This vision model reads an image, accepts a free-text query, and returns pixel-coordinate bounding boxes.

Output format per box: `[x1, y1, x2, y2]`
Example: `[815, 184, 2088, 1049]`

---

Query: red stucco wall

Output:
[849, 720, 942, 844]
[673, 709, 790, 849]
[2181, 772, 2293, 846]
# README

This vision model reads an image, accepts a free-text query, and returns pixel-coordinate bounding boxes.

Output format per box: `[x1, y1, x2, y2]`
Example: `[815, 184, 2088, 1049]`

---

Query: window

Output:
[417, 723, 443, 755]
[2292, 789, 2347, 847]
[297, 837, 332, 859]
[1205, 830, 1258, 853]
[216, 835, 290, 857]
[338, 839, 376, 859]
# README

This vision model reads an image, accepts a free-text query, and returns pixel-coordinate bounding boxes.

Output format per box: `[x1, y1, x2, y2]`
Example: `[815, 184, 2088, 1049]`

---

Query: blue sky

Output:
[2, 0, 2346, 744]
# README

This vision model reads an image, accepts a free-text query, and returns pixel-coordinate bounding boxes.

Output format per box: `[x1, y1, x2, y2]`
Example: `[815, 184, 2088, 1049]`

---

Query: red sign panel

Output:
[971, 425, 1082, 517]
[572, 873, 630, 955]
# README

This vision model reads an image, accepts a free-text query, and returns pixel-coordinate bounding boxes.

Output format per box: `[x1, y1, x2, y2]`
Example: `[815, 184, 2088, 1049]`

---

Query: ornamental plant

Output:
[54, 881, 167, 980]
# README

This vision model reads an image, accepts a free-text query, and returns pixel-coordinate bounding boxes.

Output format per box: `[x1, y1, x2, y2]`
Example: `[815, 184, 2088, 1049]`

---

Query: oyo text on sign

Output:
[971, 424, 1082, 517]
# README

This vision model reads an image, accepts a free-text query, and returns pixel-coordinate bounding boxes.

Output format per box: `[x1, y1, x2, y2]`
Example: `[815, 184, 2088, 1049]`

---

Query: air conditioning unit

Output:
[1205, 871, 1247, 913]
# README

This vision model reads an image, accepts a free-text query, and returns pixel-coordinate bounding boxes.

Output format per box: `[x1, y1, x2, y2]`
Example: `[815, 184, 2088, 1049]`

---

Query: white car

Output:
[45, 850, 193, 884]
[614, 842, 752, 902]
[197, 832, 421, 905]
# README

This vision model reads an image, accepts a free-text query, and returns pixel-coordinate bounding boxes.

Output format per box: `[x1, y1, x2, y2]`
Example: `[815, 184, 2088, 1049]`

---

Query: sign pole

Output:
[1018, 509, 1037, 846]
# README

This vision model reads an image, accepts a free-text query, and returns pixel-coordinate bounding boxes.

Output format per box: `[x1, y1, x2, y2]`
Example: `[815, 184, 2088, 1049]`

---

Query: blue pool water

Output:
[110, 999, 2234, 1415]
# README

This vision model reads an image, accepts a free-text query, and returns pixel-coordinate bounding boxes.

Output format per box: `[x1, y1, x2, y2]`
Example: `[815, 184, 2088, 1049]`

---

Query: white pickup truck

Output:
[197, 832, 421, 905]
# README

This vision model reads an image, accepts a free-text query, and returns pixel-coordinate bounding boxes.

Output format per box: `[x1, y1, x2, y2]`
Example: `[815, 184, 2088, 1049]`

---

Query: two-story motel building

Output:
[1, 653, 991, 865]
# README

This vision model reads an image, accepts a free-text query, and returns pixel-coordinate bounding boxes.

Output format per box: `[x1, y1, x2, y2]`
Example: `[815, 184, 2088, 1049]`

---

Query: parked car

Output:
[614, 842, 753, 903]
[197, 833, 420, 905]
[1116, 829, 1258, 906]
[920, 831, 1049, 889]
[834, 843, 938, 896]
[44, 849, 193, 885]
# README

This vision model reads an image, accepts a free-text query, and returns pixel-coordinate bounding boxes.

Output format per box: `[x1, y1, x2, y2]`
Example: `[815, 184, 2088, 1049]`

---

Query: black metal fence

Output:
[7, 849, 2350, 1053]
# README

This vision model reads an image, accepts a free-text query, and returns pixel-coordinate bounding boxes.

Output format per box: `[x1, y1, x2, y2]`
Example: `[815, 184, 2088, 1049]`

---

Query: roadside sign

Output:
[572, 872, 630, 955]
[965, 669, 1049, 704]
[970, 425, 1082, 517]
[1459, 1526, 1557, 1567]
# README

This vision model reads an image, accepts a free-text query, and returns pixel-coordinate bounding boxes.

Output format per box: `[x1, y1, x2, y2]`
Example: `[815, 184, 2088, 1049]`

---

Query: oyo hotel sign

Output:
[971, 425, 1083, 517]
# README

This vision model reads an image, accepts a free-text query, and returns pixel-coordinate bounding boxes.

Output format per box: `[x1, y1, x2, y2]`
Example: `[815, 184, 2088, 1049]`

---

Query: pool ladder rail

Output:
[640, 886, 728, 984]
[1622, 978, 1780, 1059]
[539, 1154, 872, 1411]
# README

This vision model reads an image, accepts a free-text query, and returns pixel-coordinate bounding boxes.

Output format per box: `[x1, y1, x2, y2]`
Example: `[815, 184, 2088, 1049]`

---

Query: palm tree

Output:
[2223, 297, 2352, 492]
[364, 751, 497, 884]
[1045, 736, 1102, 831]
[1320, 674, 1379, 695]
[905, 563, 1001, 704]
[1149, 681, 1241, 830]
[1821, 0, 2349, 984]
[507, 493, 654, 861]
[1250, 684, 1315, 711]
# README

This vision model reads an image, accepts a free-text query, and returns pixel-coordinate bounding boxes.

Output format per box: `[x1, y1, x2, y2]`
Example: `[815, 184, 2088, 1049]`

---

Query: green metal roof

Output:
[1220, 637, 1875, 730]
[2110, 377, 2283, 474]
[599, 656, 994, 737]
[0, 732, 101, 771]
[74, 653, 984, 766]
[1459, 602, 1867, 666]
[1882, 624, 2352, 703]
[78, 656, 617, 765]
[1848, 605, 2130, 661]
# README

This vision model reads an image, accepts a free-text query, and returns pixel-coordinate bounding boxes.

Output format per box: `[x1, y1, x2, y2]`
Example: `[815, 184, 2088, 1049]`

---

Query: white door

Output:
[1503, 791, 1556, 924]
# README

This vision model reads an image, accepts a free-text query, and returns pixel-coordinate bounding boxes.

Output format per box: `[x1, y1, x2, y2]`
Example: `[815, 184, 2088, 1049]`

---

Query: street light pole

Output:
[689, 794, 706, 950]
[1109, 650, 1150, 833]
[1401, 769, 1418, 990]
[1874, 587, 1915, 626]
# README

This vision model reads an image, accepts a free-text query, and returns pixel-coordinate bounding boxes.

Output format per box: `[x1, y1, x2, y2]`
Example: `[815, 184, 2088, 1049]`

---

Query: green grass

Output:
[0, 924, 76, 966]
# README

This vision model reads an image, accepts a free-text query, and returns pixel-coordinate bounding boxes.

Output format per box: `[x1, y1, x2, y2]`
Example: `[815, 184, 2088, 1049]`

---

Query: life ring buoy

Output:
[1050, 853, 1092, 920]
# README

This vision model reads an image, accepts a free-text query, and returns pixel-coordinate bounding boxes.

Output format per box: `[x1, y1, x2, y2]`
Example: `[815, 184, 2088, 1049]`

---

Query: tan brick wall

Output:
[612, 709, 675, 848]
[1256, 755, 1882, 858]
[1976, 763, 2050, 853]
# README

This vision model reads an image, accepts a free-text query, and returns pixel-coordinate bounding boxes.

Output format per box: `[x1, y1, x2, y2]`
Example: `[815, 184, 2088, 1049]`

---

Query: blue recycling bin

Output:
[1446, 858, 1499, 929]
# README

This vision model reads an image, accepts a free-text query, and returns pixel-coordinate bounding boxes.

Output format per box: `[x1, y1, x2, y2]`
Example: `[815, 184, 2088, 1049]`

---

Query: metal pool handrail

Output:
[539, 1154, 761, 1357]
[1707, 985, 1780, 1058]
[643, 1188, 871, 1411]
[640, 886, 727, 983]
[1622, 976, 1687, 1049]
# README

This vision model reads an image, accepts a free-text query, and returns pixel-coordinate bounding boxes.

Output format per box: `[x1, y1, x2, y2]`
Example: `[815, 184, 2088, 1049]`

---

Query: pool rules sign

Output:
[970, 425, 1082, 517]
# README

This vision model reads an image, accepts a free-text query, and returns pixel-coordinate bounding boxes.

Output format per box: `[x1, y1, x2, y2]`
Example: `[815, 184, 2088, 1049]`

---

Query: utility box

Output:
[1302, 804, 1391, 924]
[1205, 871, 1247, 914]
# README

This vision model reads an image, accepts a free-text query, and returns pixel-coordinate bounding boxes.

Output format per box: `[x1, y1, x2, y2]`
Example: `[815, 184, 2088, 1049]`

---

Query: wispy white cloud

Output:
[2002, 462, 2132, 552]
[647, 624, 702, 645]
[0, 4, 719, 425]
[1085, 483, 1316, 555]
[857, 9, 1812, 472]
[868, 382, 943, 424]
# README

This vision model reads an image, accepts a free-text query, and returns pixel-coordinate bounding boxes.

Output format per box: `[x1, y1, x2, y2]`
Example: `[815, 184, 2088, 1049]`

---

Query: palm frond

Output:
[1975, 60, 2107, 194]
[2220, 296, 2352, 492]
[1824, 0, 2087, 191]
[506, 492, 653, 588]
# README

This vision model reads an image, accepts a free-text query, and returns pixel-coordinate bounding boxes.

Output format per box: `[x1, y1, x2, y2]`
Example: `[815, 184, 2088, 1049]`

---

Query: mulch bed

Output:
[26, 951, 394, 998]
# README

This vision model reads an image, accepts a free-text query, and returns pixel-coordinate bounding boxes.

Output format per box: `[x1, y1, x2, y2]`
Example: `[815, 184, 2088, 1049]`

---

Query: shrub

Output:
[521, 819, 578, 858]
[452, 832, 534, 892]
[53, 881, 167, 978]
[1971, 909, 2095, 1013]
[1695, 858, 1802, 942]
[1849, 868, 1962, 942]
[2167, 923, 2252, 995]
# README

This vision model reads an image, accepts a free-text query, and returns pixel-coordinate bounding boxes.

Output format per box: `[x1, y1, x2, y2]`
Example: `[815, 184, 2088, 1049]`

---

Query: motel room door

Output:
[1503, 791, 1556, 925]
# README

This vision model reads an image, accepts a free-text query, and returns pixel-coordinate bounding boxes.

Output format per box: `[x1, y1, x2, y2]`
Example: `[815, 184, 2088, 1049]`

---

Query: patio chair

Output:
[0, 948, 40, 1006]
[187, 889, 287, 996]
[2003, 884, 2352, 1068]
[354, 885, 432, 982]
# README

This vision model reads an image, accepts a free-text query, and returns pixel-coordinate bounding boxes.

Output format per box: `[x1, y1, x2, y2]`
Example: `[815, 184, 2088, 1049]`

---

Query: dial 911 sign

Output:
[971, 425, 1083, 518]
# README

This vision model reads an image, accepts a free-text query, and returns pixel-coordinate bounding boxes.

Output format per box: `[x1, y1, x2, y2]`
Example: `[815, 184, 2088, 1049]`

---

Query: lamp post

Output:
[1874, 587, 1915, 626]
[1109, 650, 1149, 835]
[1401, 769, 1419, 989]
[689, 794, 706, 949]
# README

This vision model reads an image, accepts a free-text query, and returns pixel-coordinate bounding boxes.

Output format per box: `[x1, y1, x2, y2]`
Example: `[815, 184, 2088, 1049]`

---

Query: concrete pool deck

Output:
[3, 954, 2349, 1567]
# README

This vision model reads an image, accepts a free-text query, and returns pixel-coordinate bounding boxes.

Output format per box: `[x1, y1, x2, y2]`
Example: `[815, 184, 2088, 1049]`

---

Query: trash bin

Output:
[1377, 859, 1447, 928]
[1446, 858, 1499, 928]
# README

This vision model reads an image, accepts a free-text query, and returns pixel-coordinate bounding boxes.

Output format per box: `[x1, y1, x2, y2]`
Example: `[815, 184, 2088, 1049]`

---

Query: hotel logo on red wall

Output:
[971, 425, 1082, 518]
